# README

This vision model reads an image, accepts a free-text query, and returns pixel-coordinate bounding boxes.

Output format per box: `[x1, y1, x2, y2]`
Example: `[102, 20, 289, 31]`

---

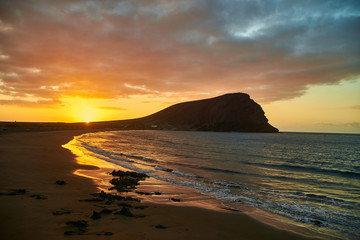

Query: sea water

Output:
[67, 130, 360, 239]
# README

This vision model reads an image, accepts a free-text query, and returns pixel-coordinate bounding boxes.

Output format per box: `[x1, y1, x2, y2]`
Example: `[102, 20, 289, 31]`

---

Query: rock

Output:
[90, 210, 101, 220]
[99, 208, 113, 214]
[90, 191, 124, 201]
[96, 231, 113, 236]
[118, 202, 133, 208]
[109, 170, 148, 180]
[124, 196, 140, 202]
[52, 209, 71, 215]
[56, 180, 66, 185]
[135, 191, 151, 195]
[64, 230, 75, 236]
[171, 198, 181, 202]
[79, 197, 104, 202]
[108, 170, 149, 193]
[154, 192, 162, 195]
[8, 189, 27, 195]
[310, 219, 323, 226]
[116, 93, 279, 133]
[114, 207, 134, 217]
[30, 194, 47, 200]
[109, 177, 141, 192]
[155, 225, 167, 229]
[66, 220, 89, 228]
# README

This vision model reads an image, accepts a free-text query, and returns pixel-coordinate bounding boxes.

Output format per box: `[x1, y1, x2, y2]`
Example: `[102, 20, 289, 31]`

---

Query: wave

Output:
[172, 170, 199, 178]
[79, 140, 359, 191]
[245, 161, 360, 180]
[154, 165, 173, 172]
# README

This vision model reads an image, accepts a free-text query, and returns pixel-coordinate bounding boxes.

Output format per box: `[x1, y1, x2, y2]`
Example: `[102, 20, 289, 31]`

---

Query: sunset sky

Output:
[0, 0, 359, 133]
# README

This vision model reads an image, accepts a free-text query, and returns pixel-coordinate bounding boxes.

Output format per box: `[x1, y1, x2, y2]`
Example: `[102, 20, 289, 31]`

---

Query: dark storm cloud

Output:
[0, 0, 359, 106]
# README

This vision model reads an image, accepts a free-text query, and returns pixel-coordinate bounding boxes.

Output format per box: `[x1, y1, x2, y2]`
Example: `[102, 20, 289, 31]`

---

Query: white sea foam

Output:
[172, 170, 198, 178]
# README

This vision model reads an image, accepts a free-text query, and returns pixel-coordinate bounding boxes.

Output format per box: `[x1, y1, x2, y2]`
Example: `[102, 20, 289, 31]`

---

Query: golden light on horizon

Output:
[61, 97, 100, 123]
[59, 95, 174, 123]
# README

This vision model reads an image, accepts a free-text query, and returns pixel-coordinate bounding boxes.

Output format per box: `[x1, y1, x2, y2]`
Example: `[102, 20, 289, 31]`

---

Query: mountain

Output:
[119, 93, 278, 133]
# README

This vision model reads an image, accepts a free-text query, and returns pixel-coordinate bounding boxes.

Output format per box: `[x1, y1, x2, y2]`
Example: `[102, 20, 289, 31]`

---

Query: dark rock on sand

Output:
[81, 191, 128, 203]
[124, 196, 141, 202]
[30, 194, 47, 200]
[99, 208, 113, 214]
[97, 232, 114, 236]
[64, 230, 76, 236]
[110, 170, 148, 180]
[109, 175, 146, 192]
[310, 219, 323, 226]
[90, 191, 124, 201]
[171, 198, 181, 202]
[90, 210, 101, 220]
[114, 207, 134, 217]
[53, 209, 71, 215]
[56, 180, 66, 185]
[155, 225, 167, 229]
[118, 203, 133, 208]
[65, 220, 88, 235]
[135, 191, 152, 195]
[0, 189, 27, 196]
[66, 220, 89, 228]
[80, 197, 104, 202]
[8, 189, 27, 195]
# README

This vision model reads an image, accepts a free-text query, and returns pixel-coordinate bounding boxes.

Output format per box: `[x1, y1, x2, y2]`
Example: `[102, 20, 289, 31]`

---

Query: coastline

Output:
[0, 130, 331, 239]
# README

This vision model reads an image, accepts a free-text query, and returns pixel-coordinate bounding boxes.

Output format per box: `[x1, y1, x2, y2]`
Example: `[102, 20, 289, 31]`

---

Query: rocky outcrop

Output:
[121, 93, 278, 133]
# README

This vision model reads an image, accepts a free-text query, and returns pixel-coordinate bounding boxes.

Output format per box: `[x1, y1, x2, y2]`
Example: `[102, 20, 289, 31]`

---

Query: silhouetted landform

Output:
[0, 93, 278, 133]
[125, 93, 278, 132]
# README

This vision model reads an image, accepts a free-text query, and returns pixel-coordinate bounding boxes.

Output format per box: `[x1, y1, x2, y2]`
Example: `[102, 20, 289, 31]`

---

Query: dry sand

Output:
[0, 130, 329, 240]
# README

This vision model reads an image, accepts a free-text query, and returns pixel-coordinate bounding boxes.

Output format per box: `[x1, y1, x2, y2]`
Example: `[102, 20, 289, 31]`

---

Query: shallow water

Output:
[67, 130, 360, 239]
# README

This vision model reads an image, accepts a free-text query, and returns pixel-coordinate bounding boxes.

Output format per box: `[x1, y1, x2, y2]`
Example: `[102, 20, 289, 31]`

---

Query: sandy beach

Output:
[0, 130, 329, 240]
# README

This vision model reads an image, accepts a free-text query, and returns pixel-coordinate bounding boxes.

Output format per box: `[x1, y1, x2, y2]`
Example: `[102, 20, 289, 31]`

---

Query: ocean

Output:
[65, 130, 360, 239]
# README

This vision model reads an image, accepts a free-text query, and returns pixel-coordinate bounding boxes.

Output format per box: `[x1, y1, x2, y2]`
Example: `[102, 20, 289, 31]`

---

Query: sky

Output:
[0, 0, 359, 133]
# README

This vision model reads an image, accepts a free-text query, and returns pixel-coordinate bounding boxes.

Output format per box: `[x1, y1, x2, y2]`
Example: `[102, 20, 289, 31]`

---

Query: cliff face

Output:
[123, 93, 278, 133]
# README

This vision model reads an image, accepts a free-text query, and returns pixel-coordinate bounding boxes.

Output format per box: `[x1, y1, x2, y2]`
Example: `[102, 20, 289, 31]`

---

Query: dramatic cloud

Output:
[0, 0, 359, 107]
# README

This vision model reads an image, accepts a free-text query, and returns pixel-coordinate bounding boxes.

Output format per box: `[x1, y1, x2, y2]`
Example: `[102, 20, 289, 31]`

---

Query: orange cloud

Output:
[0, 0, 359, 109]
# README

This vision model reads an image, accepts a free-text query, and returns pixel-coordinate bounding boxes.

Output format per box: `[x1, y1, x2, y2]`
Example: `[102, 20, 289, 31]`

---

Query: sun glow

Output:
[61, 97, 99, 123]
[59, 95, 173, 123]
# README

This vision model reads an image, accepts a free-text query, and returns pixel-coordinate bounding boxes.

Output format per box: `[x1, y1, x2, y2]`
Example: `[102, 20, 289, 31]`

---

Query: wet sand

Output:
[0, 130, 329, 239]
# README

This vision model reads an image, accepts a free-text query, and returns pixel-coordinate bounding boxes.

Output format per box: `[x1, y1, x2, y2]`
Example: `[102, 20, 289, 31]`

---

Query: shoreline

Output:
[0, 130, 332, 239]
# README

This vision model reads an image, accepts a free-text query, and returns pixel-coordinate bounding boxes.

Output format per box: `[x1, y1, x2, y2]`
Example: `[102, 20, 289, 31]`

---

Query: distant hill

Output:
[0, 93, 279, 133]
[119, 93, 278, 133]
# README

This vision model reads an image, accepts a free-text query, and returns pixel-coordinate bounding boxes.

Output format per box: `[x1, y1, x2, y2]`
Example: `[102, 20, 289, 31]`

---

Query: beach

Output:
[0, 130, 330, 240]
